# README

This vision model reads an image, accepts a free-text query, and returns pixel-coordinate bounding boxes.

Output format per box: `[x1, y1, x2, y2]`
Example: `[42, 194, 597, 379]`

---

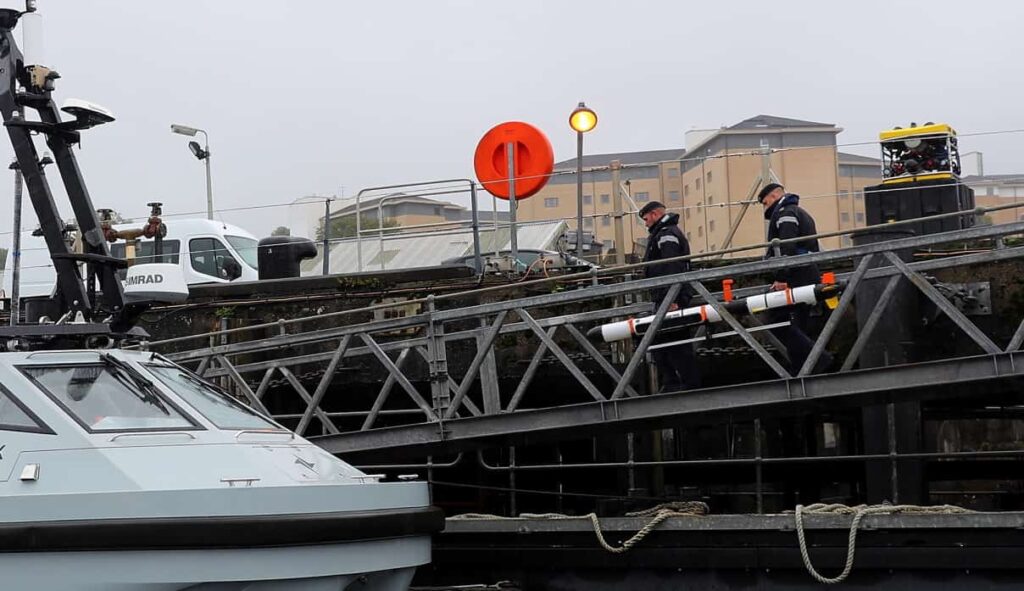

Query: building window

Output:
[709, 220, 715, 232]
[840, 212, 850, 223]
[667, 167, 679, 177]
[841, 236, 853, 247]
[710, 243, 716, 251]
[686, 232, 692, 241]
[601, 216, 610, 226]
[855, 212, 865, 223]
[685, 208, 691, 219]
[583, 194, 593, 205]
[697, 226, 704, 237]
[600, 193, 610, 204]
[544, 197, 558, 208]
[696, 179, 702, 191]
[669, 190, 681, 202]
[706, 171, 713, 184]
[839, 190, 849, 200]
[684, 185, 690, 197]
[584, 218, 593, 229]
[855, 192, 863, 201]
[635, 192, 650, 202]
[434, 206, 442, 216]
[708, 195, 714, 204]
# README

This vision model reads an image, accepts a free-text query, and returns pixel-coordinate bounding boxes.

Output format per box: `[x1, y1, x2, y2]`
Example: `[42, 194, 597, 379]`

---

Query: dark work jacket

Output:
[764, 193, 820, 287]
[643, 212, 694, 307]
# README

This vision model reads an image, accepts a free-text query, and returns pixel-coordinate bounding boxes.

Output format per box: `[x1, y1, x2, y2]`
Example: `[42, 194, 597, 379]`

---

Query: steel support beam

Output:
[1007, 317, 1024, 353]
[610, 283, 682, 399]
[517, 309, 605, 403]
[477, 317, 502, 414]
[360, 333, 436, 421]
[194, 355, 213, 377]
[361, 347, 414, 431]
[279, 366, 340, 435]
[884, 252, 1001, 355]
[415, 347, 482, 417]
[253, 366, 276, 401]
[312, 351, 1024, 458]
[213, 355, 271, 415]
[564, 323, 641, 398]
[295, 335, 352, 435]
[841, 274, 902, 372]
[425, 297, 451, 416]
[505, 327, 554, 412]
[444, 311, 508, 419]
[691, 281, 789, 378]
[797, 254, 874, 377]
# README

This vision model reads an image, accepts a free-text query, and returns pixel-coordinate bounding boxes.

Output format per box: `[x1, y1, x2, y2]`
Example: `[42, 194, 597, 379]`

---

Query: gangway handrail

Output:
[148, 206, 1020, 351]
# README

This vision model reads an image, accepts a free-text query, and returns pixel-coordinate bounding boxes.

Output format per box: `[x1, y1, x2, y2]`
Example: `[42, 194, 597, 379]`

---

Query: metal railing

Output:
[153, 208, 1024, 450]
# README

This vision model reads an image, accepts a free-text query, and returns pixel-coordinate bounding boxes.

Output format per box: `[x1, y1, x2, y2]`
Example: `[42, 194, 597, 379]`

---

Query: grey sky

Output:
[1, 0, 1022, 243]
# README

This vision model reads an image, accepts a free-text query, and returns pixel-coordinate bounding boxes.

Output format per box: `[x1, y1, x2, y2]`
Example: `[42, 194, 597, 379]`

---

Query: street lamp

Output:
[171, 123, 214, 220]
[569, 102, 597, 257]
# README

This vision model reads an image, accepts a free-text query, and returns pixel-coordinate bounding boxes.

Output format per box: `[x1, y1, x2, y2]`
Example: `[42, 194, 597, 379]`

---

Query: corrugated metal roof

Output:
[729, 114, 834, 130]
[302, 220, 569, 275]
[838, 152, 880, 165]
[555, 148, 686, 170]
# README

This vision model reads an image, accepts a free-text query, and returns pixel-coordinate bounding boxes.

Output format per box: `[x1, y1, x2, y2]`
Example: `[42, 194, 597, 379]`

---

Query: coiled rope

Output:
[449, 500, 709, 554]
[793, 503, 974, 584]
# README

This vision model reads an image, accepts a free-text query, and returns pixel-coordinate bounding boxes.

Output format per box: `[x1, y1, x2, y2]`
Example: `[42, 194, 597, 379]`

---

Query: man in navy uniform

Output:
[639, 201, 700, 392]
[758, 183, 832, 374]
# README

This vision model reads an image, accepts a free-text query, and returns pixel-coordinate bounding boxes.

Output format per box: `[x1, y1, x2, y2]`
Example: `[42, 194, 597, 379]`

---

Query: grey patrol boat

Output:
[0, 4, 442, 590]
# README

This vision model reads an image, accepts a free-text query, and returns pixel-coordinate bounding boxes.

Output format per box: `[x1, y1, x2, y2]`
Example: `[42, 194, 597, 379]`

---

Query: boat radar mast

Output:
[0, 4, 183, 351]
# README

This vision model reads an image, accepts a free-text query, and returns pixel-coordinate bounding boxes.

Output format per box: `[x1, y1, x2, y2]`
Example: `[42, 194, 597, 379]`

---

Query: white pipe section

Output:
[598, 284, 821, 343]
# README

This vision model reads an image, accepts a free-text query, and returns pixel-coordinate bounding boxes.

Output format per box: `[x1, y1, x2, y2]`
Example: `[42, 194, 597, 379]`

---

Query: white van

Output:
[4, 218, 260, 299]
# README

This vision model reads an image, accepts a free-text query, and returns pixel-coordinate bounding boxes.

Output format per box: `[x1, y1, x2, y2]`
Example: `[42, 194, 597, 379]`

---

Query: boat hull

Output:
[0, 535, 429, 590]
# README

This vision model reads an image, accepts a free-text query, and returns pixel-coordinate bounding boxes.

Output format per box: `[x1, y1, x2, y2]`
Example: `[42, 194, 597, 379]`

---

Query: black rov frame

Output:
[0, 8, 148, 349]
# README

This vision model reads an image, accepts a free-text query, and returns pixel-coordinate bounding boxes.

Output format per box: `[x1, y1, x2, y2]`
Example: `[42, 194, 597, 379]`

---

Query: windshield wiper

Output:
[100, 353, 171, 414]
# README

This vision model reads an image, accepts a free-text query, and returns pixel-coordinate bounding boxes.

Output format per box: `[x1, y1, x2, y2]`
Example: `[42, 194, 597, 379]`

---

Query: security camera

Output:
[61, 98, 115, 129]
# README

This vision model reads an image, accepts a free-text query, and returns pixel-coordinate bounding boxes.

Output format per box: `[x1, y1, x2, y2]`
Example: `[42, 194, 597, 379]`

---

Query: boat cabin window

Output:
[0, 385, 51, 433]
[21, 364, 198, 432]
[146, 365, 278, 430]
[189, 237, 242, 280]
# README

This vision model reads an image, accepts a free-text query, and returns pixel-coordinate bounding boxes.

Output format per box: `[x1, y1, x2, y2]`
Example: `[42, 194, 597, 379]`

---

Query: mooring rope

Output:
[449, 501, 709, 554]
[792, 503, 974, 584]
[451, 500, 973, 579]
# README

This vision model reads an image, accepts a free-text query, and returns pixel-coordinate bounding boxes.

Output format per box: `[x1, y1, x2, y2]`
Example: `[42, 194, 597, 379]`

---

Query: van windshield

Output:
[226, 235, 258, 269]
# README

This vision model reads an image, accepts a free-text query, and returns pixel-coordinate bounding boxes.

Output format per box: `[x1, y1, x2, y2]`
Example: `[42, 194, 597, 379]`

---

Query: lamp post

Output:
[569, 102, 597, 257]
[170, 123, 214, 220]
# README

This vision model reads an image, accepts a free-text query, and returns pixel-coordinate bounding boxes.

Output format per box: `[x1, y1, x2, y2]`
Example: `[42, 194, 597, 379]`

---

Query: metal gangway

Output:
[148, 205, 1024, 463]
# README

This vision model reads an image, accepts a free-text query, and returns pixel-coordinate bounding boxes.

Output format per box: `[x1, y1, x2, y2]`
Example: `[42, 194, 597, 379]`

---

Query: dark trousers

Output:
[652, 339, 701, 392]
[768, 304, 830, 374]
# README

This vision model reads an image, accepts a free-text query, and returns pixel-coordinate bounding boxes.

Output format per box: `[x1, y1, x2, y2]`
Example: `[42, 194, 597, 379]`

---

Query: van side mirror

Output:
[219, 256, 242, 281]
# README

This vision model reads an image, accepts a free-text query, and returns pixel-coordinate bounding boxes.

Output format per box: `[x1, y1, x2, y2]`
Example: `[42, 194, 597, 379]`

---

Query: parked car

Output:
[443, 249, 595, 273]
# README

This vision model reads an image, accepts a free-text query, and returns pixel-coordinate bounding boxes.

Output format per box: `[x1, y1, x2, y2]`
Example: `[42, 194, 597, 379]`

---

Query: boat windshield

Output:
[226, 235, 259, 270]
[147, 364, 278, 430]
[21, 362, 196, 432]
